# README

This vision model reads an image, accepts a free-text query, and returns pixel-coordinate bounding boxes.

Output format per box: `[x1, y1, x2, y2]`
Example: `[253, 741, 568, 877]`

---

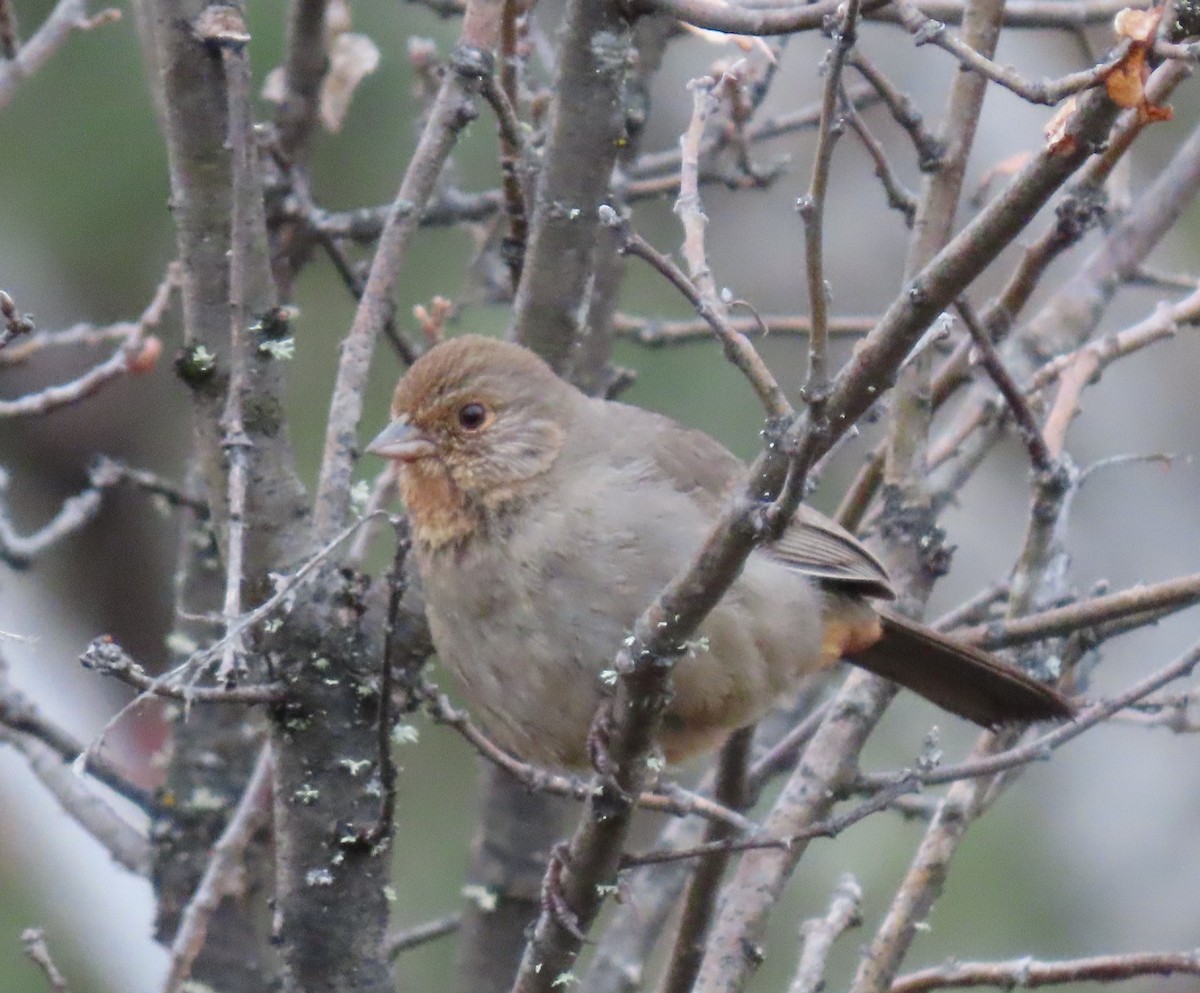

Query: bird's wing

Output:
[763, 504, 895, 600]
[601, 400, 894, 599]
[602, 401, 744, 513]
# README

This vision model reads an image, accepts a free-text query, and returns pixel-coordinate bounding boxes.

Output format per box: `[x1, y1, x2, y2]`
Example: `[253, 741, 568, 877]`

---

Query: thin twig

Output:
[622, 773, 918, 869]
[612, 312, 875, 344]
[0, 0, 120, 109]
[0, 669, 151, 808]
[856, 638, 1200, 793]
[385, 913, 463, 960]
[602, 209, 791, 418]
[311, 36, 487, 543]
[21, 929, 70, 993]
[838, 81, 917, 223]
[798, 0, 859, 410]
[957, 573, 1200, 649]
[788, 875, 863, 993]
[954, 299, 1053, 471]
[80, 638, 284, 704]
[425, 689, 756, 833]
[847, 50, 944, 170]
[0, 723, 149, 874]
[161, 744, 275, 993]
[891, 949, 1200, 991]
[0, 266, 177, 417]
[890, 0, 1129, 105]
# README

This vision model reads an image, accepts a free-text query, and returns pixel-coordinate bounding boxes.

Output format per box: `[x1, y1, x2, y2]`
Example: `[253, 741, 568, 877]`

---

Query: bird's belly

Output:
[421, 547, 628, 768]
[417, 525, 831, 769]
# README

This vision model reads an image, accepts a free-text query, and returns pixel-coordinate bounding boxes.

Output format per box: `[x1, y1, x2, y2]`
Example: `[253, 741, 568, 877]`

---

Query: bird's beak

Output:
[365, 416, 437, 462]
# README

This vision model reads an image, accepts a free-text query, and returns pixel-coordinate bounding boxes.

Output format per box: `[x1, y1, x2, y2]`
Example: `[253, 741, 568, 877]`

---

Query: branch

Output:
[20, 929, 70, 993]
[890, 0, 1129, 105]
[512, 0, 631, 371]
[311, 24, 490, 543]
[847, 50, 944, 171]
[958, 573, 1200, 649]
[858, 637, 1200, 793]
[890, 949, 1200, 991]
[799, 0, 859, 409]
[601, 211, 790, 418]
[426, 690, 754, 833]
[955, 299, 1053, 472]
[385, 912, 463, 960]
[612, 312, 875, 345]
[80, 638, 284, 704]
[0, 722, 149, 874]
[0, 0, 119, 109]
[274, 0, 328, 164]
[0, 266, 176, 417]
[0, 665, 150, 808]
[838, 81, 917, 223]
[161, 744, 275, 993]
[658, 728, 753, 993]
[631, 0, 1148, 35]
[789, 875, 863, 993]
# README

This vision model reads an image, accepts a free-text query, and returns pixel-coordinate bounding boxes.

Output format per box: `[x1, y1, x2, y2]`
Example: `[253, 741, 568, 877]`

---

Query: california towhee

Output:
[368, 335, 1071, 769]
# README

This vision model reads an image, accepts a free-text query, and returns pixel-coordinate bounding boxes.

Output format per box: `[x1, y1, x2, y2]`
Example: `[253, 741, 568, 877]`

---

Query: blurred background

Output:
[0, 1, 1198, 989]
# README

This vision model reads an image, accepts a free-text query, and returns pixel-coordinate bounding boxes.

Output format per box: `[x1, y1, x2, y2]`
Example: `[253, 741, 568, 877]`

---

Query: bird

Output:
[366, 334, 1072, 769]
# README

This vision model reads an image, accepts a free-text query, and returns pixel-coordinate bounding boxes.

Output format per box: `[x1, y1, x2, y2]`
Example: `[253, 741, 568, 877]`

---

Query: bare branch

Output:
[0, 662, 150, 809]
[312, 12, 496, 543]
[890, 0, 1129, 105]
[838, 81, 918, 224]
[0, 722, 149, 875]
[426, 689, 755, 833]
[0, 0, 120, 109]
[847, 50, 944, 170]
[512, 0, 631, 371]
[891, 949, 1200, 991]
[857, 638, 1200, 793]
[958, 573, 1200, 650]
[799, 0, 859, 410]
[789, 875, 863, 993]
[658, 727, 752, 993]
[955, 300, 1053, 472]
[602, 210, 791, 418]
[0, 266, 177, 417]
[21, 929, 70, 993]
[385, 913, 463, 960]
[80, 638, 285, 704]
[630, 0, 1150, 36]
[612, 312, 875, 344]
[161, 744, 275, 993]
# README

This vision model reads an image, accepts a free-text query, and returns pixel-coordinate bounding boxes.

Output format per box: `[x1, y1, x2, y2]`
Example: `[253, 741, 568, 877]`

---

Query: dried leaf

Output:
[1105, 6, 1172, 121]
[1043, 96, 1079, 155]
[1113, 6, 1159, 40]
[320, 33, 381, 133]
[1105, 47, 1148, 109]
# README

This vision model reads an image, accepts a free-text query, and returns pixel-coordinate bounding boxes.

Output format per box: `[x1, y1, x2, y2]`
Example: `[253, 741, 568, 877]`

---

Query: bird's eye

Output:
[457, 402, 488, 430]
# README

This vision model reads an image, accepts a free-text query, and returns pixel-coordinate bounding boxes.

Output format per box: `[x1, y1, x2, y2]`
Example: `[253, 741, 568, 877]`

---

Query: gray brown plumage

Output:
[368, 335, 1072, 769]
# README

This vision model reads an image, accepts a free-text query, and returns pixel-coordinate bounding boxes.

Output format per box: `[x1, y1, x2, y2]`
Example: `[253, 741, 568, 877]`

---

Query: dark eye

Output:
[457, 402, 488, 430]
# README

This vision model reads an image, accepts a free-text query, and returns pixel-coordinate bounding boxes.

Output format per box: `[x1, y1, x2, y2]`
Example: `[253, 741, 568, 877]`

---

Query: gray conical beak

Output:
[365, 416, 437, 461]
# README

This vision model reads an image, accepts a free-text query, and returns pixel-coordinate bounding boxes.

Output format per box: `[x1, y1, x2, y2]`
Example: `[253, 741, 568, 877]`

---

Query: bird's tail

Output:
[845, 610, 1074, 727]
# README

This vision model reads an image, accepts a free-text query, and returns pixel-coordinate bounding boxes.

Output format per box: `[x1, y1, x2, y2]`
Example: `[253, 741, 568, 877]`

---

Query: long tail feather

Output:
[845, 610, 1074, 727]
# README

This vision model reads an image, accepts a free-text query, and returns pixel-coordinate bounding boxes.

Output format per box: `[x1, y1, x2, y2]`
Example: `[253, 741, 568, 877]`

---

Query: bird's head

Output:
[366, 335, 575, 546]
